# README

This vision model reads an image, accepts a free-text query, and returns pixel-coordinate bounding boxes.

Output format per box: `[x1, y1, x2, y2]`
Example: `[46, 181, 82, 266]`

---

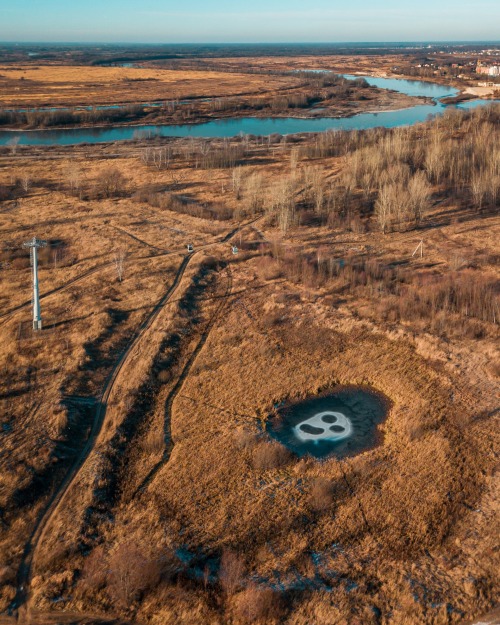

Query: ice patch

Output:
[294, 411, 352, 443]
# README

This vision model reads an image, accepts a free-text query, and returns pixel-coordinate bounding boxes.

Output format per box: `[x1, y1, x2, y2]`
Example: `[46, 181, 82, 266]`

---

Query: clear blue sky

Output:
[1, 0, 499, 44]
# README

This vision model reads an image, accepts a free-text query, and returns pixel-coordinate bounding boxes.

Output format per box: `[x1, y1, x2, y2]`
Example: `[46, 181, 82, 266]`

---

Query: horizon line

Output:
[2, 39, 500, 46]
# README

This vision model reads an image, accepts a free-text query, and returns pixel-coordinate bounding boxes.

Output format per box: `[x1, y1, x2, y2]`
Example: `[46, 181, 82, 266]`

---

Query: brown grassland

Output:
[0, 65, 296, 108]
[0, 64, 421, 132]
[0, 98, 499, 625]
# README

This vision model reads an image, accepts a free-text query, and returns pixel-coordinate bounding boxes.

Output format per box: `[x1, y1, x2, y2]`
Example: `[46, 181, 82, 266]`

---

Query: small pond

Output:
[267, 387, 388, 459]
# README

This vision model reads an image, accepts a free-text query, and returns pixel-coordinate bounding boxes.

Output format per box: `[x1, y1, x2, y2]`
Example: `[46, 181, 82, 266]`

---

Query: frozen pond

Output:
[267, 387, 388, 459]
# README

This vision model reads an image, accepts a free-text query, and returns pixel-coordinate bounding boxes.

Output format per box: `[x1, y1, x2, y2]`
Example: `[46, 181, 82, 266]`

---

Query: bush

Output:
[219, 548, 245, 596]
[309, 477, 334, 512]
[92, 168, 128, 199]
[233, 427, 257, 450]
[252, 441, 291, 471]
[234, 583, 278, 623]
[107, 541, 164, 606]
[133, 185, 232, 221]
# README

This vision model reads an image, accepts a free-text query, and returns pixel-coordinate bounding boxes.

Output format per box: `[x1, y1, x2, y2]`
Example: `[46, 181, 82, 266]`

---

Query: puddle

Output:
[267, 387, 388, 459]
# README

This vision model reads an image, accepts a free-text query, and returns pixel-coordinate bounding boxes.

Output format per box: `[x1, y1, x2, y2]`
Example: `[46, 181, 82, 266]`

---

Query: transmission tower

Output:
[23, 237, 47, 330]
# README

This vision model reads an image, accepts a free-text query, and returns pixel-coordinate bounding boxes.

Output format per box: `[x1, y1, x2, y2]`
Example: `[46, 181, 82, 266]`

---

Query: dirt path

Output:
[133, 264, 233, 496]
[8, 252, 193, 617]
[7, 217, 257, 622]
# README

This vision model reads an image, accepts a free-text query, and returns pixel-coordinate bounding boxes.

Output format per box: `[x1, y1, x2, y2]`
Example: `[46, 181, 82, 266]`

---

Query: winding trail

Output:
[8, 217, 257, 622]
[133, 264, 233, 496]
[9, 253, 192, 617]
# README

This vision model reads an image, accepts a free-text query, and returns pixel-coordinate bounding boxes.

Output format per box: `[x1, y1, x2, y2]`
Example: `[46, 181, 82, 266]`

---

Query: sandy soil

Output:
[465, 85, 499, 97]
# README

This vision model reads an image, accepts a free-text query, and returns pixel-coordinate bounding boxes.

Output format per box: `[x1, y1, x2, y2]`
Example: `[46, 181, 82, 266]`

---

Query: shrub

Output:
[219, 548, 245, 596]
[309, 478, 334, 512]
[107, 541, 164, 606]
[234, 583, 278, 623]
[233, 427, 257, 450]
[92, 168, 128, 199]
[252, 441, 291, 471]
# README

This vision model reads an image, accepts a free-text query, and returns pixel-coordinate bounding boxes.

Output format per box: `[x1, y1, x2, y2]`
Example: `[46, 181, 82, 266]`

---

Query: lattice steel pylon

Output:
[23, 237, 47, 330]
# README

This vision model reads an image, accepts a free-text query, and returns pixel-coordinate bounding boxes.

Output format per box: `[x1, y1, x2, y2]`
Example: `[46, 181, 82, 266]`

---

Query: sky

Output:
[1, 0, 499, 44]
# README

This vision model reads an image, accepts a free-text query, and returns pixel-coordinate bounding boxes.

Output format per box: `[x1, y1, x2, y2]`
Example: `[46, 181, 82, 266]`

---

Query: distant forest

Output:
[1, 41, 499, 66]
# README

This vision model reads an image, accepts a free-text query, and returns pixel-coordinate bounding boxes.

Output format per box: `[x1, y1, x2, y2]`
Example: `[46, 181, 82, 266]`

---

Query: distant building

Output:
[476, 62, 500, 76]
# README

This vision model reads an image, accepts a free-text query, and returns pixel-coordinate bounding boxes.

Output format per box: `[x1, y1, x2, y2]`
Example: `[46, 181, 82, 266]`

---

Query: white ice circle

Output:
[293, 411, 352, 443]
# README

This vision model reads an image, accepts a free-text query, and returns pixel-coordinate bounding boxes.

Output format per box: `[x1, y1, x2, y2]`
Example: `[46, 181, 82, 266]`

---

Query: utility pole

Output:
[23, 237, 47, 330]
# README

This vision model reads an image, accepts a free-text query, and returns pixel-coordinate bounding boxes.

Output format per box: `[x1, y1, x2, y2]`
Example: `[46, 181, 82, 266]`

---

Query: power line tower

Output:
[23, 237, 47, 330]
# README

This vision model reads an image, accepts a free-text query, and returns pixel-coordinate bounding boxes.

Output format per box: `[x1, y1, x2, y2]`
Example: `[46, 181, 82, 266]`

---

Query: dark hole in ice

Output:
[321, 414, 338, 424]
[267, 386, 389, 459]
[330, 425, 345, 433]
[299, 424, 325, 435]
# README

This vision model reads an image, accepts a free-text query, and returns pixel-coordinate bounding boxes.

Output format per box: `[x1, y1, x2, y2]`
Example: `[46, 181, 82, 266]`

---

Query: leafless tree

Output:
[20, 172, 31, 194]
[7, 136, 20, 155]
[67, 162, 84, 198]
[234, 583, 277, 623]
[219, 548, 245, 596]
[142, 146, 172, 170]
[231, 166, 243, 200]
[107, 542, 163, 607]
[471, 173, 488, 211]
[375, 183, 394, 233]
[114, 249, 126, 282]
[244, 172, 264, 214]
[407, 171, 431, 224]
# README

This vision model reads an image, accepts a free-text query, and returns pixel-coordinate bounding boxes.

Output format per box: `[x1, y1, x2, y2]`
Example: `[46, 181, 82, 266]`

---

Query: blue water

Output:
[1, 75, 497, 146]
[342, 74, 458, 99]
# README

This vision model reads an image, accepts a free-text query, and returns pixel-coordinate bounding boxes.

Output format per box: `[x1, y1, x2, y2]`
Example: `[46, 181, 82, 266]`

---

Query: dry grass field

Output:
[0, 102, 498, 625]
[0, 63, 422, 132]
[165, 54, 404, 77]
[0, 65, 296, 108]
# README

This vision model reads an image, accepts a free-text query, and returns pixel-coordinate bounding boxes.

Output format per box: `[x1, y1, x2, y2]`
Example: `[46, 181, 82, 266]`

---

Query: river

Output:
[1, 75, 497, 146]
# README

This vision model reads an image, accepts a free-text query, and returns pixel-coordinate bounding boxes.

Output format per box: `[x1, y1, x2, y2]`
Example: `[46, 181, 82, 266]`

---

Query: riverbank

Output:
[0, 89, 424, 132]
[0, 69, 423, 132]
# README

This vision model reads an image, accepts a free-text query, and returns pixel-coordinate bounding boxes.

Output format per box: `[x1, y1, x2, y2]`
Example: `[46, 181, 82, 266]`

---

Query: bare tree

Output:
[231, 166, 243, 200]
[234, 583, 277, 623]
[107, 542, 163, 607]
[407, 171, 431, 224]
[20, 172, 31, 194]
[244, 172, 264, 215]
[471, 173, 488, 211]
[375, 183, 394, 233]
[142, 146, 172, 171]
[67, 162, 84, 198]
[114, 250, 126, 282]
[219, 548, 245, 596]
[267, 175, 297, 233]
[7, 136, 20, 155]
